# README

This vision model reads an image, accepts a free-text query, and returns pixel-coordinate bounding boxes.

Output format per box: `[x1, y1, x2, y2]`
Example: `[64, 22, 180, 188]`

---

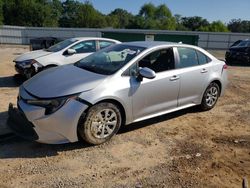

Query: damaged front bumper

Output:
[15, 63, 34, 78]
[7, 96, 89, 144]
[8, 103, 39, 141]
[14, 61, 43, 78]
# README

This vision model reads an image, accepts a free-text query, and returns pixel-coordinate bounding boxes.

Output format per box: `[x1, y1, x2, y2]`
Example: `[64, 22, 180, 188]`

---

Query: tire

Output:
[78, 102, 122, 145]
[24, 68, 35, 79]
[200, 82, 220, 111]
[43, 65, 57, 71]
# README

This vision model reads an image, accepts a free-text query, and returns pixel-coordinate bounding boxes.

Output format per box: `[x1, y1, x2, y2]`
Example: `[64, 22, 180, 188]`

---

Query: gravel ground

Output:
[0, 46, 249, 188]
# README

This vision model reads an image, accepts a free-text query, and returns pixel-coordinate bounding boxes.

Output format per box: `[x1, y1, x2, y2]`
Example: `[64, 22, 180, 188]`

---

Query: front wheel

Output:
[78, 102, 122, 145]
[24, 68, 35, 79]
[200, 82, 220, 111]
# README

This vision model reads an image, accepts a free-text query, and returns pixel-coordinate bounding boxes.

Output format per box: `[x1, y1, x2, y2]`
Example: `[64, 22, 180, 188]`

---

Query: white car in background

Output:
[13, 37, 121, 78]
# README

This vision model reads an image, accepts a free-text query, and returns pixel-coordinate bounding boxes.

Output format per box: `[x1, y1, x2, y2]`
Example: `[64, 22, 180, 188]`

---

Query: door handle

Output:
[201, 68, 208, 73]
[170, 75, 180, 81]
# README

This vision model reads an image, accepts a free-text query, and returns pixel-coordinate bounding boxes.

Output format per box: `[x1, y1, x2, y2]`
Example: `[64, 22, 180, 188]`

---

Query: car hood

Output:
[14, 50, 52, 62]
[23, 65, 107, 98]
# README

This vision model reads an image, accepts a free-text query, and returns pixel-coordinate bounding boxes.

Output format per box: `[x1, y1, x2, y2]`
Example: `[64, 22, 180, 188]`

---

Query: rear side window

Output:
[99, 40, 115, 49]
[70, 40, 96, 53]
[196, 50, 211, 65]
[176, 47, 199, 68]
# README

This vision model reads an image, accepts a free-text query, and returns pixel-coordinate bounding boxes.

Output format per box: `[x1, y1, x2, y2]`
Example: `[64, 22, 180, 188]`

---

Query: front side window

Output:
[138, 48, 175, 73]
[99, 41, 115, 49]
[176, 47, 199, 68]
[70, 40, 96, 53]
[75, 44, 145, 75]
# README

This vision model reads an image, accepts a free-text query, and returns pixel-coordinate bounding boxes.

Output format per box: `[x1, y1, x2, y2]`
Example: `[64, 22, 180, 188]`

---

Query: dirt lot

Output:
[0, 46, 249, 188]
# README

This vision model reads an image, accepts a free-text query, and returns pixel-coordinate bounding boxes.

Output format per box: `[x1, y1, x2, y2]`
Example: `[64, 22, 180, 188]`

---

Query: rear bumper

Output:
[220, 69, 228, 97]
[7, 103, 39, 141]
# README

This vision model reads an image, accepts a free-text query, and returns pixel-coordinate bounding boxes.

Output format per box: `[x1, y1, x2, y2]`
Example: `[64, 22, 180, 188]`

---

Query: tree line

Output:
[0, 0, 249, 33]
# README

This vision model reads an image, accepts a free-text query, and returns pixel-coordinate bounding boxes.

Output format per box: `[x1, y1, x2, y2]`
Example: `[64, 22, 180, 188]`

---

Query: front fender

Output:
[78, 91, 133, 125]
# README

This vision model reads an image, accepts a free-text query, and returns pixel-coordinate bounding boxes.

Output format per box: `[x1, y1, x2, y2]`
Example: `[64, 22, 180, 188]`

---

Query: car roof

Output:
[72, 37, 120, 43]
[120, 41, 202, 50]
[121, 41, 176, 48]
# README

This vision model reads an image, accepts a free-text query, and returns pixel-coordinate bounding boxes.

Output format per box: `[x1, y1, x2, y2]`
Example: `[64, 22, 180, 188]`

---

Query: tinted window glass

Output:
[237, 41, 250, 47]
[99, 41, 115, 49]
[70, 40, 96, 53]
[139, 48, 175, 73]
[177, 47, 199, 68]
[47, 38, 78, 52]
[196, 50, 211, 65]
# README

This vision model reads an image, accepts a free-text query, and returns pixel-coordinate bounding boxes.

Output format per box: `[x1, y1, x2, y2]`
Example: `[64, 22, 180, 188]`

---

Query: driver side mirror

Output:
[137, 67, 156, 81]
[67, 49, 76, 55]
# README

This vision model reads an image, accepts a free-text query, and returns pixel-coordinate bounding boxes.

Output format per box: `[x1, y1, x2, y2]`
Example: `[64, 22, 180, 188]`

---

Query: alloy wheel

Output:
[205, 86, 218, 107]
[91, 109, 117, 139]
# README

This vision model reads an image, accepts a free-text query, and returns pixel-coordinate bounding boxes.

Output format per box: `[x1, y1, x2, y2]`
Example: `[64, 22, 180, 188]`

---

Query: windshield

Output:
[47, 38, 78, 52]
[75, 44, 145, 75]
[237, 40, 250, 47]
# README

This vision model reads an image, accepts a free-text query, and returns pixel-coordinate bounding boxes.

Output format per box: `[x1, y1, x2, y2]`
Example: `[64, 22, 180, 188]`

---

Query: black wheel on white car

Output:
[43, 65, 57, 71]
[200, 82, 220, 111]
[25, 69, 35, 79]
[78, 102, 122, 145]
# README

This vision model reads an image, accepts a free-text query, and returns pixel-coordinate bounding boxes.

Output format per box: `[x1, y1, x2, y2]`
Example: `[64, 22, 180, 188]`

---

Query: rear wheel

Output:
[200, 82, 220, 111]
[78, 102, 122, 145]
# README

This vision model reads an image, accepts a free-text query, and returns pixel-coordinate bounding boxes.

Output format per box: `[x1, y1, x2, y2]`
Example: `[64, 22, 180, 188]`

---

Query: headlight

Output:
[19, 59, 33, 68]
[26, 95, 78, 115]
[31, 60, 43, 72]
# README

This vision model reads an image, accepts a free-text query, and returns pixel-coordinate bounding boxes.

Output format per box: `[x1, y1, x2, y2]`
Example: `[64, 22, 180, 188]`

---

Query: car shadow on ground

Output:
[0, 74, 25, 87]
[119, 106, 200, 134]
[0, 134, 91, 159]
[0, 111, 11, 136]
[0, 110, 91, 159]
[0, 106, 201, 159]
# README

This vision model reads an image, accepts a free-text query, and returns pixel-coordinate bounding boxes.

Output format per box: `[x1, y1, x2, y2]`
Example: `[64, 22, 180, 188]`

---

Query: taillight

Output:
[223, 64, 228, 69]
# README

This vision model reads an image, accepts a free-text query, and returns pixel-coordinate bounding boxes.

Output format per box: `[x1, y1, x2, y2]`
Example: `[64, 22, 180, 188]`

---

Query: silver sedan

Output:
[8, 41, 228, 145]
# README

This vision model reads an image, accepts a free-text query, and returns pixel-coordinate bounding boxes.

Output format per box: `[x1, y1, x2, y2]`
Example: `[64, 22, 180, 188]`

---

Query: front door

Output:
[131, 48, 180, 121]
[63, 40, 96, 64]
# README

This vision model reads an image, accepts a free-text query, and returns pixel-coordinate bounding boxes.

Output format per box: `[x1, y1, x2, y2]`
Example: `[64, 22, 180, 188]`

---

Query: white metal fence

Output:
[1, 25, 250, 50]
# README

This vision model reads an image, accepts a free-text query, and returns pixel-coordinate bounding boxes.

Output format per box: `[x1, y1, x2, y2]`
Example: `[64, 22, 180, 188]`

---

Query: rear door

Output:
[175, 47, 212, 106]
[97, 40, 116, 50]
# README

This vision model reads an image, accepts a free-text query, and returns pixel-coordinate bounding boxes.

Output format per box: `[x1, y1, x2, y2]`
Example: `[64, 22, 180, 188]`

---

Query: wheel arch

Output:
[199, 78, 222, 105]
[44, 64, 58, 68]
[209, 79, 222, 96]
[95, 99, 126, 126]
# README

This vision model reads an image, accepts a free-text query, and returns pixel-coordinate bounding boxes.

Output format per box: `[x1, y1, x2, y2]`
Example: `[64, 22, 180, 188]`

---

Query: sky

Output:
[83, 0, 250, 23]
